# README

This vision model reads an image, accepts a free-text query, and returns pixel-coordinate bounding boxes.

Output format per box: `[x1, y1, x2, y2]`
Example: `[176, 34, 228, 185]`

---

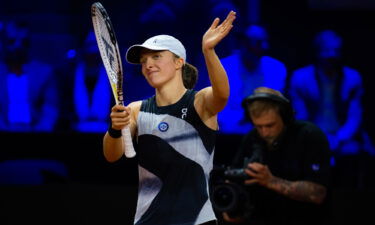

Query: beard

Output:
[263, 136, 276, 145]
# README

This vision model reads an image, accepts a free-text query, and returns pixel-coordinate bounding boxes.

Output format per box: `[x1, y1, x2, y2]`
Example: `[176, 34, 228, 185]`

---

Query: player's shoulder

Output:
[195, 87, 213, 105]
[128, 100, 142, 110]
[128, 100, 142, 120]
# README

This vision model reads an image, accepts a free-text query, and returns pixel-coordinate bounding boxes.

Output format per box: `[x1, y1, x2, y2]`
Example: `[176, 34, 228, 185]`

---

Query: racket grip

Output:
[122, 126, 136, 158]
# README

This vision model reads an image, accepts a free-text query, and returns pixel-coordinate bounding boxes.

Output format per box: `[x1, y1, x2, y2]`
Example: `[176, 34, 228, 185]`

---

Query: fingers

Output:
[244, 168, 256, 177]
[222, 212, 244, 223]
[214, 11, 236, 37]
[110, 105, 131, 130]
[223, 11, 236, 25]
[244, 178, 257, 185]
[210, 10, 236, 30]
[245, 163, 273, 187]
[111, 104, 126, 112]
[220, 23, 234, 37]
[248, 162, 264, 171]
[221, 10, 236, 29]
[243, 162, 266, 185]
[209, 17, 220, 29]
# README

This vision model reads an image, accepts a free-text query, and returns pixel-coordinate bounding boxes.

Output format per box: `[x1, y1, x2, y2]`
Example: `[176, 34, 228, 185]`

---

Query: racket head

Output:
[91, 2, 124, 105]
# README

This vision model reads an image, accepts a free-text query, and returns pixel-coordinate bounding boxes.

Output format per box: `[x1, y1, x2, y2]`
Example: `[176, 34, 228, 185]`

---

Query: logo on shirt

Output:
[158, 122, 169, 132]
[181, 107, 187, 119]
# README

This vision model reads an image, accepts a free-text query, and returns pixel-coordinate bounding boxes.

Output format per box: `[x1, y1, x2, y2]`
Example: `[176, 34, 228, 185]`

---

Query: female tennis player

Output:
[104, 10, 236, 225]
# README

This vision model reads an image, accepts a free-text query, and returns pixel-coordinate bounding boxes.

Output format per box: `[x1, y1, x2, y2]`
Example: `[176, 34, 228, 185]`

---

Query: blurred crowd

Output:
[0, 0, 374, 189]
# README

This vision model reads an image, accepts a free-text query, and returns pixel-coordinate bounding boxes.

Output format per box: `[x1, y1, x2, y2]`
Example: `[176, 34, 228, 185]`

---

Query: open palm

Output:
[202, 10, 236, 51]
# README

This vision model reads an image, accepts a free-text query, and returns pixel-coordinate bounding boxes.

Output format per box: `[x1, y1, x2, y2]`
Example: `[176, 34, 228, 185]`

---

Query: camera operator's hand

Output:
[243, 163, 327, 204]
[244, 162, 274, 187]
[222, 212, 245, 223]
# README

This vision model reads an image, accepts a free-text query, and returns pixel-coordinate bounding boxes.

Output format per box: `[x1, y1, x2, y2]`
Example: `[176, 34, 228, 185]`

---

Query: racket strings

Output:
[92, 7, 123, 104]
[93, 11, 120, 83]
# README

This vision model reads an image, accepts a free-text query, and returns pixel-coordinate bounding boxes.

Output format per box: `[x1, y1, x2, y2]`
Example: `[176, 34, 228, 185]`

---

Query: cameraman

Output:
[221, 87, 332, 225]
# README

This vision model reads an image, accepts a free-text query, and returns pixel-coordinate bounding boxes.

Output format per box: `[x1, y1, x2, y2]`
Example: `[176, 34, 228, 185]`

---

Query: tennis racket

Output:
[91, 2, 136, 158]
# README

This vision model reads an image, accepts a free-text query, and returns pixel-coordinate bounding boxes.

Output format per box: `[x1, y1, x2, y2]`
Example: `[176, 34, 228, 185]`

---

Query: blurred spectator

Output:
[218, 24, 287, 134]
[139, 0, 177, 25]
[136, 0, 204, 63]
[0, 20, 58, 132]
[136, 0, 187, 38]
[56, 31, 111, 133]
[289, 29, 375, 189]
[73, 31, 112, 132]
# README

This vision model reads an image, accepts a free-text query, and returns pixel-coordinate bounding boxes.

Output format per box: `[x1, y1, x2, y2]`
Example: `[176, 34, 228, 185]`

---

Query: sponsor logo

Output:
[158, 122, 169, 132]
[181, 108, 187, 119]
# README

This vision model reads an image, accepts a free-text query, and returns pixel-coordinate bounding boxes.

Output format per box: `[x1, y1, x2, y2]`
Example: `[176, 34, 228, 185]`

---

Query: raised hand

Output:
[202, 10, 236, 51]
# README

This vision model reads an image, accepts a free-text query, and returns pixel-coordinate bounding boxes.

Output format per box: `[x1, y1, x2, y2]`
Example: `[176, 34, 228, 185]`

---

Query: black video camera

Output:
[210, 158, 254, 219]
[223, 157, 253, 181]
[210, 143, 264, 219]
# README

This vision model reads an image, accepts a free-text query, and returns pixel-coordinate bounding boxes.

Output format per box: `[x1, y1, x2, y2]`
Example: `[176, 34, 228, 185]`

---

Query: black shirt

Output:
[231, 120, 332, 225]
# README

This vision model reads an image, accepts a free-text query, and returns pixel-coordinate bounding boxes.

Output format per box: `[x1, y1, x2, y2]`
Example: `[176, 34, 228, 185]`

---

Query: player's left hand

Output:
[202, 10, 236, 51]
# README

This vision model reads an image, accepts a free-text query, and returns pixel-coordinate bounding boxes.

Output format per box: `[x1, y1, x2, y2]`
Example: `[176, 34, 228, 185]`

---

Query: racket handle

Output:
[122, 126, 136, 158]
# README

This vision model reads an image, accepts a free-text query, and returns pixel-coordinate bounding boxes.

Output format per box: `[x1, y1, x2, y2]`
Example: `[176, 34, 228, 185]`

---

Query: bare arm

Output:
[264, 176, 327, 204]
[244, 162, 327, 204]
[103, 131, 124, 163]
[197, 11, 236, 115]
[103, 101, 140, 162]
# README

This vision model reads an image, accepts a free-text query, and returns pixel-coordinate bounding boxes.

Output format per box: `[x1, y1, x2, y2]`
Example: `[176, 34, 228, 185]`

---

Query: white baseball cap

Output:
[125, 34, 186, 64]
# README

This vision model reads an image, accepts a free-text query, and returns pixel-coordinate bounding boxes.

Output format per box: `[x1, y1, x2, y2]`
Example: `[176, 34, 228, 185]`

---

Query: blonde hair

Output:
[249, 87, 284, 118]
[253, 87, 284, 97]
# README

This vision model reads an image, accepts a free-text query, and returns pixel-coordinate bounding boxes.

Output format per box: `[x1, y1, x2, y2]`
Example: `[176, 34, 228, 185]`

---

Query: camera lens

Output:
[211, 183, 239, 212]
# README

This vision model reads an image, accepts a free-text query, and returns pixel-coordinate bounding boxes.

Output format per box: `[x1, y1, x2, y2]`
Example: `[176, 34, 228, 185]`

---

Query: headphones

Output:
[241, 92, 295, 125]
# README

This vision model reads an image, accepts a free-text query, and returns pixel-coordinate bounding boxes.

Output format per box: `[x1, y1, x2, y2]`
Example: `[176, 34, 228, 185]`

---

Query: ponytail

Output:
[182, 63, 198, 89]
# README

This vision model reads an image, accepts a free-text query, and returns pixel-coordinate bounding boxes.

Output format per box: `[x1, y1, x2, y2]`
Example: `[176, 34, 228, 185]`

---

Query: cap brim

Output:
[125, 44, 169, 64]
